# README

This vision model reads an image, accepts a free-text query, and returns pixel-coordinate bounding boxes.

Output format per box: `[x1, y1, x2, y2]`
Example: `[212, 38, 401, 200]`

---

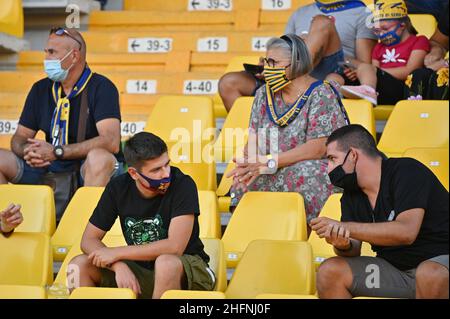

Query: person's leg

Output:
[67, 254, 103, 292]
[218, 71, 259, 112]
[0, 150, 20, 184]
[316, 256, 354, 299]
[340, 63, 379, 104]
[152, 254, 186, 299]
[81, 148, 117, 187]
[416, 257, 449, 299]
[326, 73, 346, 86]
[304, 15, 342, 68]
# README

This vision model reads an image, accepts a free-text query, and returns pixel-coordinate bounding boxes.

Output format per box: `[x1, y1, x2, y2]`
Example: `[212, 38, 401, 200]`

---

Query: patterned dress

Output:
[230, 82, 349, 222]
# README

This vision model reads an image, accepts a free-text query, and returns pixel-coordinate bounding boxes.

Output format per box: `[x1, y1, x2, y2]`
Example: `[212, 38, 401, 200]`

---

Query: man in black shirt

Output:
[0, 28, 123, 188]
[68, 132, 214, 299]
[312, 125, 449, 299]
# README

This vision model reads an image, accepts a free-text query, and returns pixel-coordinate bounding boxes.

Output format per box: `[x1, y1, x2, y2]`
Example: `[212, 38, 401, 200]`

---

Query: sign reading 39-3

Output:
[128, 38, 173, 53]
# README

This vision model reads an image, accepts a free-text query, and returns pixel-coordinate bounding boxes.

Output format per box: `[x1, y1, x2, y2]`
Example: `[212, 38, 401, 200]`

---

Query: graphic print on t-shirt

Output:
[124, 215, 167, 245]
[382, 48, 406, 64]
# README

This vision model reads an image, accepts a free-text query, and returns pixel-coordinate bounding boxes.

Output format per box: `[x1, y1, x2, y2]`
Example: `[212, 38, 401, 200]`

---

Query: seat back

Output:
[378, 100, 449, 158]
[0, 184, 55, 235]
[221, 192, 307, 267]
[0, 232, 52, 286]
[213, 97, 253, 162]
[225, 240, 315, 299]
[69, 287, 136, 299]
[202, 238, 227, 292]
[0, 285, 46, 299]
[403, 148, 449, 190]
[198, 191, 221, 239]
[342, 99, 377, 140]
[51, 187, 105, 261]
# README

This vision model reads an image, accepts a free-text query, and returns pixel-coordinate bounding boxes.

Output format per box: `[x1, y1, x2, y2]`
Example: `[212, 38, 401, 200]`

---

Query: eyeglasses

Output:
[263, 57, 291, 68]
[372, 22, 400, 36]
[50, 27, 82, 50]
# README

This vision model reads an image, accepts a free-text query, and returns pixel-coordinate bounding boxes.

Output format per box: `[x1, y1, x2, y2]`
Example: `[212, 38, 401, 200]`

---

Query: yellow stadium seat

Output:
[88, 11, 235, 32]
[216, 161, 234, 212]
[50, 233, 126, 298]
[145, 95, 215, 148]
[308, 194, 376, 270]
[171, 159, 217, 191]
[0, 232, 52, 287]
[198, 191, 221, 239]
[0, 71, 44, 92]
[213, 97, 253, 163]
[221, 192, 307, 268]
[378, 100, 449, 158]
[342, 99, 377, 140]
[0, 184, 55, 236]
[402, 148, 449, 190]
[374, 105, 395, 121]
[225, 240, 316, 298]
[202, 238, 227, 292]
[213, 56, 260, 117]
[256, 293, 318, 299]
[69, 287, 136, 299]
[161, 290, 226, 299]
[0, 0, 24, 38]
[0, 285, 46, 299]
[410, 14, 437, 39]
[51, 187, 105, 262]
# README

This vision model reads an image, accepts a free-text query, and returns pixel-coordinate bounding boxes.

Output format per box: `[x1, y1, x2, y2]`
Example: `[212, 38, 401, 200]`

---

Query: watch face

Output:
[55, 147, 63, 157]
[268, 159, 276, 169]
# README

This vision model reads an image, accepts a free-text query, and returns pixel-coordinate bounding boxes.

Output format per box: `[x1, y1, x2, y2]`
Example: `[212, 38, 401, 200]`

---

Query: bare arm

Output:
[114, 215, 194, 261]
[277, 137, 327, 169]
[80, 222, 107, 255]
[63, 118, 121, 160]
[343, 208, 425, 246]
[382, 50, 428, 81]
[426, 28, 449, 67]
[11, 125, 37, 158]
[334, 239, 362, 257]
[354, 39, 377, 65]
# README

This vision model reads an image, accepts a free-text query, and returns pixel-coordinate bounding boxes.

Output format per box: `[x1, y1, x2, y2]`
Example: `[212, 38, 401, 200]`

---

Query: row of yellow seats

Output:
[82, 12, 437, 55]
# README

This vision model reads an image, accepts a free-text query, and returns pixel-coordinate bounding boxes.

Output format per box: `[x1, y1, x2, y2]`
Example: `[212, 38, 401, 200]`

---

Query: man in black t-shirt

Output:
[0, 28, 123, 189]
[311, 125, 449, 299]
[68, 132, 215, 299]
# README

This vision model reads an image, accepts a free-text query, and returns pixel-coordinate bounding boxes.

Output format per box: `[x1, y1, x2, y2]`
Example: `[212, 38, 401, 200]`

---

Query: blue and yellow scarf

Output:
[315, 0, 366, 14]
[266, 81, 350, 127]
[50, 67, 93, 146]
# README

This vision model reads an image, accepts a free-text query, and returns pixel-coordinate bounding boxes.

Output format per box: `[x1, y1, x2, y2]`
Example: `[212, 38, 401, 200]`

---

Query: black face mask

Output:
[329, 150, 359, 192]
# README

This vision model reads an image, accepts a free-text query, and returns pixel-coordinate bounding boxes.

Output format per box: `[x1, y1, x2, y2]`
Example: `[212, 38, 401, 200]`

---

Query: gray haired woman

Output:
[227, 34, 349, 225]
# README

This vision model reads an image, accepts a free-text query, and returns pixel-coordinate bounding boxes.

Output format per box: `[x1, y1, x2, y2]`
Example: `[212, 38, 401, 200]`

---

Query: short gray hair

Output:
[266, 34, 313, 79]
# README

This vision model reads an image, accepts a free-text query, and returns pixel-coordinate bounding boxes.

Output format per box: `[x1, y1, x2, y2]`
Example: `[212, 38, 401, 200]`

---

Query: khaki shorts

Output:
[100, 255, 215, 299]
[343, 255, 449, 299]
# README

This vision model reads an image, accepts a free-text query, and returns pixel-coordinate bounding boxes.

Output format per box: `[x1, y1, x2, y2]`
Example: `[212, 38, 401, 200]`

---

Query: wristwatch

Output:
[53, 145, 64, 160]
[266, 154, 277, 173]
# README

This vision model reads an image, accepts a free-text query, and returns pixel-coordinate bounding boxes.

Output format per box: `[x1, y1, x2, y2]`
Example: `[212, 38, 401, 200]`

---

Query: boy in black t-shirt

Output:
[311, 125, 448, 299]
[68, 132, 215, 299]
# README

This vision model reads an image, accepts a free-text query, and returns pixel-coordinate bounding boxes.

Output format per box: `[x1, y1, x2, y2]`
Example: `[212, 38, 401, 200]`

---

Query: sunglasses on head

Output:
[50, 27, 82, 50]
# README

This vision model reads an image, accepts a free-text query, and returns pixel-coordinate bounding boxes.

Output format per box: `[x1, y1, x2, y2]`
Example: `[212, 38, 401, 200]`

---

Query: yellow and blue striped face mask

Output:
[263, 66, 292, 93]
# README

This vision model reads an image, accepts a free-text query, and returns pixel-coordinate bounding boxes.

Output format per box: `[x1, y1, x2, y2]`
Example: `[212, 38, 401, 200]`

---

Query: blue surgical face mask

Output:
[137, 171, 171, 195]
[44, 50, 74, 82]
[378, 24, 403, 46]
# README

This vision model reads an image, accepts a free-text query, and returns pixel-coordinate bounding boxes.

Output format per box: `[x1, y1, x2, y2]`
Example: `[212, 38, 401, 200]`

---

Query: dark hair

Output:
[403, 17, 418, 35]
[124, 132, 168, 169]
[326, 125, 381, 158]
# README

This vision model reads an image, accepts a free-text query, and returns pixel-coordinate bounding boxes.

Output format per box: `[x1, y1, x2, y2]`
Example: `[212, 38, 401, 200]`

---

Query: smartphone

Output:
[338, 61, 356, 70]
[243, 63, 264, 75]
